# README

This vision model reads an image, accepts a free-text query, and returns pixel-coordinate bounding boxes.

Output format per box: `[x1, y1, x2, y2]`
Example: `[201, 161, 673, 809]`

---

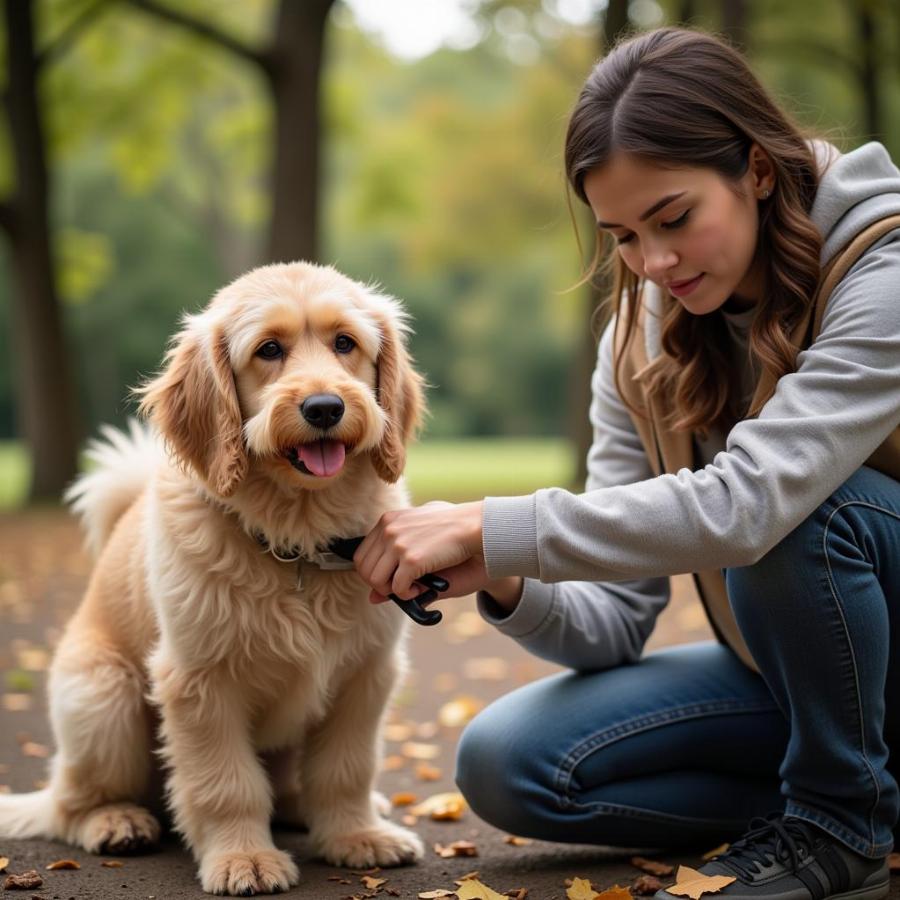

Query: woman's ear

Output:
[369, 309, 426, 484]
[135, 320, 248, 496]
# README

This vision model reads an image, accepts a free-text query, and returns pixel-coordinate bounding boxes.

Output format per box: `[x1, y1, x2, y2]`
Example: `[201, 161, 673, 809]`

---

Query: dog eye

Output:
[255, 340, 283, 360]
[334, 334, 356, 354]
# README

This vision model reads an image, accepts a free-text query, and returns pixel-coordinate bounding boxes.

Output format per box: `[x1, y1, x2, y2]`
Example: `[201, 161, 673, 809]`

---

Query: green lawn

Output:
[0, 438, 577, 510]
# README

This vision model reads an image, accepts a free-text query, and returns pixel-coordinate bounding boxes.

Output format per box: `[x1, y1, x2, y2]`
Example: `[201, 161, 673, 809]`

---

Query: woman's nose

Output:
[642, 243, 679, 282]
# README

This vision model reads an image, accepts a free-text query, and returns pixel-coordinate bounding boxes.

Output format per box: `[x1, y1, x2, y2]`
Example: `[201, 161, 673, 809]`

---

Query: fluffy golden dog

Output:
[0, 262, 427, 894]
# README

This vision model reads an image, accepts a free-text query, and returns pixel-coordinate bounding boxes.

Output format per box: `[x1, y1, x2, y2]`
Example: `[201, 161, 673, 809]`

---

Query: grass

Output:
[0, 437, 577, 510]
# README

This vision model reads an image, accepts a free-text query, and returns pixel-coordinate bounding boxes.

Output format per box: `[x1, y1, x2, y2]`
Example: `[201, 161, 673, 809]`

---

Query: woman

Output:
[353, 26, 900, 900]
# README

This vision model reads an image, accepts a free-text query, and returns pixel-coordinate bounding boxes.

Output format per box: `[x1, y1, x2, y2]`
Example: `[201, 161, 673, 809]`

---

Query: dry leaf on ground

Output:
[20, 742, 49, 758]
[434, 840, 478, 858]
[416, 762, 442, 781]
[595, 886, 633, 900]
[456, 878, 509, 900]
[505, 890, 529, 899]
[419, 891, 456, 899]
[566, 877, 599, 900]
[0, 857, 7, 873]
[2, 694, 32, 712]
[402, 741, 440, 760]
[362, 875, 387, 889]
[701, 844, 730, 862]
[382, 755, 406, 771]
[438, 696, 484, 728]
[631, 857, 674, 876]
[385, 723, 414, 742]
[402, 814, 417, 826]
[3, 869, 43, 889]
[888, 852, 900, 872]
[633, 875, 665, 895]
[504, 835, 533, 846]
[411, 792, 467, 821]
[101, 860, 124, 868]
[455, 871, 481, 883]
[391, 792, 417, 807]
[667, 865, 736, 899]
[46, 859, 80, 869]
[417, 721, 439, 739]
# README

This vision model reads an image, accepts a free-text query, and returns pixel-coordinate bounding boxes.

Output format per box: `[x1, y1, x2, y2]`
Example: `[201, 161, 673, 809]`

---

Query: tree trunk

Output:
[570, 0, 629, 489]
[3, 0, 79, 502]
[855, 0, 881, 142]
[721, 0, 749, 51]
[266, 0, 334, 264]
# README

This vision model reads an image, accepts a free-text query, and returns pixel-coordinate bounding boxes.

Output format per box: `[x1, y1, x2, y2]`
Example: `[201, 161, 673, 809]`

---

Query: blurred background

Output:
[1, 0, 898, 509]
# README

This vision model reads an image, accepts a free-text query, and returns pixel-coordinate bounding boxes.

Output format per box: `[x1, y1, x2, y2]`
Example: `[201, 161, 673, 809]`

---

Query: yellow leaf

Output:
[434, 840, 478, 858]
[391, 792, 417, 807]
[701, 844, 730, 862]
[504, 835, 533, 846]
[416, 762, 442, 781]
[667, 866, 736, 900]
[631, 857, 675, 876]
[438, 696, 484, 728]
[0, 857, 8, 873]
[402, 741, 440, 760]
[595, 887, 633, 900]
[21, 742, 49, 758]
[2, 694, 32, 712]
[385, 723, 414, 741]
[382, 755, 406, 771]
[101, 860, 124, 868]
[567, 878, 600, 900]
[411, 792, 467, 821]
[419, 891, 456, 899]
[362, 875, 387, 889]
[455, 878, 509, 900]
[46, 859, 81, 870]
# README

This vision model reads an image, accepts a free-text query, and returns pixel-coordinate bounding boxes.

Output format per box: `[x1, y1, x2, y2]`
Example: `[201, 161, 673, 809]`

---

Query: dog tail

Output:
[64, 420, 164, 558]
[0, 788, 59, 839]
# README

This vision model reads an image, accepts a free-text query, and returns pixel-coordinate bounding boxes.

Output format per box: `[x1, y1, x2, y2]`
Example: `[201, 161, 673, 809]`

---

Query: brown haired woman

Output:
[354, 26, 900, 900]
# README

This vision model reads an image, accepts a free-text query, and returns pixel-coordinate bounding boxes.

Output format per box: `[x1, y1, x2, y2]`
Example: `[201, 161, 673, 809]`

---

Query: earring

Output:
[762, 189, 770, 199]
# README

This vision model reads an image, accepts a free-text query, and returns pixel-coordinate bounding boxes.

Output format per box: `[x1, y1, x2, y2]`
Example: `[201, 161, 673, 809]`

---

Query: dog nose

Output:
[300, 394, 345, 429]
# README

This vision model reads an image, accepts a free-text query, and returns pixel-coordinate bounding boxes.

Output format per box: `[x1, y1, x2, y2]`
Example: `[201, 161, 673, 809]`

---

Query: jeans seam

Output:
[554, 699, 779, 806]
[786, 801, 893, 859]
[821, 498, 900, 853]
[562, 795, 752, 829]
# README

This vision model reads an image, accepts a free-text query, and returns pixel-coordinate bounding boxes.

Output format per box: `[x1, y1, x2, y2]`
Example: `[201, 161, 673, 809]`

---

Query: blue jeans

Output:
[455, 466, 900, 858]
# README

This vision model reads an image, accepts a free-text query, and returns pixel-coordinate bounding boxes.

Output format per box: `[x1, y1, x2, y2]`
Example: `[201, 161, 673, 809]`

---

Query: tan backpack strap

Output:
[812, 213, 900, 339]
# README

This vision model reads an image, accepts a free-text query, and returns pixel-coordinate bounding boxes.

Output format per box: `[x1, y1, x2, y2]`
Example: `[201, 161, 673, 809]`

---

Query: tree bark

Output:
[855, 0, 881, 142]
[266, 0, 334, 264]
[3, 0, 79, 502]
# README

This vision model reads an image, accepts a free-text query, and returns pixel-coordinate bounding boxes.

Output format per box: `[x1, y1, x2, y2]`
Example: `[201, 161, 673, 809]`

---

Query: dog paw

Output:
[318, 822, 424, 868]
[199, 848, 300, 896]
[78, 802, 161, 855]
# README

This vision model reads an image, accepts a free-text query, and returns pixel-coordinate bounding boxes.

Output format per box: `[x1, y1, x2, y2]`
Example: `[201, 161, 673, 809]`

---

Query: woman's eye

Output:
[255, 340, 283, 360]
[661, 209, 690, 230]
[334, 334, 356, 354]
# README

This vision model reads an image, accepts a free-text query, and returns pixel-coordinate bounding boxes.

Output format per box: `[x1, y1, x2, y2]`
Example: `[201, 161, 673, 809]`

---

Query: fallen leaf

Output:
[633, 875, 664, 895]
[385, 723, 414, 742]
[456, 878, 509, 900]
[0, 857, 7, 873]
[503, 835, 533, 846]
[567, 879, 599, 900]
[17, 647, 49, 672]
[391, 792, 417, 807]
[20, 742, 49, 758]
[411, 792, 467, 821]
[416, 763, 442, 781]
[463, 657, 510, 681]
[101, 860, 125, 868]
[401, 814, 418, 826]
[631, 857, 674, 877]
[416, 721, 439, 739]
[2, 694, 32, 712]
[667, 865, 736, 900]
[3, 869, 42, 889]
[438, 697, 484, 729]
[401, 741, 440, 760]
[362, 875, 387, 889]
[434, 840, 478, 858]
[419, 892, 456, 899]
[456, 871, 481, 882]
[888, 852, 900, 872]
[505, 890, 529, 899]
[46, 859, 80, 870]
[382, 755, 406, 771]
[595, 888, 632, 900]
[701, 844, 730, 862]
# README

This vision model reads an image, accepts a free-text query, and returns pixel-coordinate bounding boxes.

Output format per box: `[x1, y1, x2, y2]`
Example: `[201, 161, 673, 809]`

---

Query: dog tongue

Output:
[298, 440, 346, 477]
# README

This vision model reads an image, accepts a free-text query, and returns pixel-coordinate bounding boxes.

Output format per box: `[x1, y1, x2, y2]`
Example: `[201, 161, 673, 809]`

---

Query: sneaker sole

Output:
[830, 878, 890, 900]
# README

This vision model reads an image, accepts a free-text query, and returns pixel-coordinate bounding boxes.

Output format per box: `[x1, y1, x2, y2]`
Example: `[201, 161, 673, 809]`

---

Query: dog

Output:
[0, 262, 428, 894]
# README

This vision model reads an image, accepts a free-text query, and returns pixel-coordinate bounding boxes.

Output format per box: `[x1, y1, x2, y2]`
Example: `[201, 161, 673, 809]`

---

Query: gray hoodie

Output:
[477, 141, 900, 670]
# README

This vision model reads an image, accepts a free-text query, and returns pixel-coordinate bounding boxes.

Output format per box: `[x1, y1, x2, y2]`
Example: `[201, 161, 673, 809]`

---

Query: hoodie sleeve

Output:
[481, 230, 900, 584]
[476, 318, 671, 670]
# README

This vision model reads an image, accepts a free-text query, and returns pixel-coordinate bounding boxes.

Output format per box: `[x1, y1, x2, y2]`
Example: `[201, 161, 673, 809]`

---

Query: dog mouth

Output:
[283, 439, 348, 478]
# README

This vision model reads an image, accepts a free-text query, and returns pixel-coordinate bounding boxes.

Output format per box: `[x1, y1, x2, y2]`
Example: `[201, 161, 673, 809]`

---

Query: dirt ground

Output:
[0, 509, 893, 899]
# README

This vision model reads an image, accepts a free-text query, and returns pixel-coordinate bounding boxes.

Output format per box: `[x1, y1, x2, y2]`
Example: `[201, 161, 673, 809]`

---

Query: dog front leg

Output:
[152, 659, 300, 896]
[303, 653, 424, 869]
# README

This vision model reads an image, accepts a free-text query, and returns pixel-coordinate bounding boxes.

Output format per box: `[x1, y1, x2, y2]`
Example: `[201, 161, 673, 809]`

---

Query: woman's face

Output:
[582, 146, 774, 314]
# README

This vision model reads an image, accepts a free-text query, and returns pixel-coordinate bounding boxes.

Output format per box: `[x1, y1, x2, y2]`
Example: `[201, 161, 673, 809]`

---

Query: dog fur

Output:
[0, 262, 427, 894]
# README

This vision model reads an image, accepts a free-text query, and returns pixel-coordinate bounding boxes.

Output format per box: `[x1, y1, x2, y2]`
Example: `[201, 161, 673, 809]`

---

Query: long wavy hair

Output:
[565, 27, 826, 438]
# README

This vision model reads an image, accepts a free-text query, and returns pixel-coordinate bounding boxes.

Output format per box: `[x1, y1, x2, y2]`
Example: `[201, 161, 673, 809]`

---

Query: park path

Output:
[0, 509, 890, 899]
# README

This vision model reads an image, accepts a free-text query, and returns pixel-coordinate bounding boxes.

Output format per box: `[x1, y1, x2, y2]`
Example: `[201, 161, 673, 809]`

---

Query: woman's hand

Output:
[353, 500, 487, 603]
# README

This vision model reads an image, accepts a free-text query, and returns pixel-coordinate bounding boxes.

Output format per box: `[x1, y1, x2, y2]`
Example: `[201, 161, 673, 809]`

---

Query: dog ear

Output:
[370, 309, 426, 484]
[136, 322, 248, 496]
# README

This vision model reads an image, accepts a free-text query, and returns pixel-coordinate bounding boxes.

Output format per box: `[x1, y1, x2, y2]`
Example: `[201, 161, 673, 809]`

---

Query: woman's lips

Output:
[668, 274, 704, 297]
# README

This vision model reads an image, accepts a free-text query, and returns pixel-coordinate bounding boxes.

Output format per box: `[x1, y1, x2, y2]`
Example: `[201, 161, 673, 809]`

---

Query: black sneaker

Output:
[654, 813, 890, 900]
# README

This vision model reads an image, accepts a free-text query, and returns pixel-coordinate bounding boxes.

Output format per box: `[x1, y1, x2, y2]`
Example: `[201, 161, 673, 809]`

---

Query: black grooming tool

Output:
[326, 536, 445, 626]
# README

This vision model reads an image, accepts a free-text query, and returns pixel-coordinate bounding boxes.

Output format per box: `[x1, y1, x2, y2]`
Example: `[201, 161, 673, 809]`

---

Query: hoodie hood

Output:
[643, 139, 900, 361]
